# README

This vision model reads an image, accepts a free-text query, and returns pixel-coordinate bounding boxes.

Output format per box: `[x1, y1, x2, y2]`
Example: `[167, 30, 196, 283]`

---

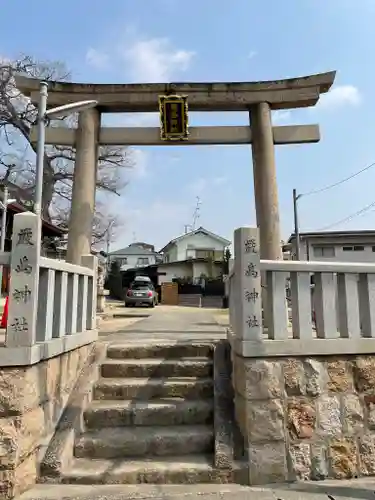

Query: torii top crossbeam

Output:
[15, 71, 336, 112]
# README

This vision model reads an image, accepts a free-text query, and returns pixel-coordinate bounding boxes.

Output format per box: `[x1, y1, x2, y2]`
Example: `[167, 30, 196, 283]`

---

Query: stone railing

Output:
[228, 226, 375, 357]
[0, 211, 97, 366]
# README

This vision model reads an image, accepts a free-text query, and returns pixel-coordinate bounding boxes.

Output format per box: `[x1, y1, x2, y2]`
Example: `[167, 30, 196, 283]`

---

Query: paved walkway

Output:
[16, 478, 375, 499]
[99, 305, 227, 344]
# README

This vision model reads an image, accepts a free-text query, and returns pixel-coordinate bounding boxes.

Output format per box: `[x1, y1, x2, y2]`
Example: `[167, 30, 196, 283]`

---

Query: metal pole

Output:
[0, 186, 8, 296]
[34, 82, 48, 217]
[293, 188, 301, 260]
[106, 227, 111, 275]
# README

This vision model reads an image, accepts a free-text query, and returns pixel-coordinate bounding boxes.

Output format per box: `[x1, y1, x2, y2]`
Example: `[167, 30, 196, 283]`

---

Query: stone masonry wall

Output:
[0, 344, 93, 499]
[233, 352, 375, 485]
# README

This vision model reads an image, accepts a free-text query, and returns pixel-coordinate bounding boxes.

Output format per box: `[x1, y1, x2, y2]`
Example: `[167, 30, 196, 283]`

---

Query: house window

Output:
[343, 246, 365, 252]
[137, 257, 149, 266]
[313, 246, 335, 257]
[120, 258, 128, 265]
[196, 249, 215, 259]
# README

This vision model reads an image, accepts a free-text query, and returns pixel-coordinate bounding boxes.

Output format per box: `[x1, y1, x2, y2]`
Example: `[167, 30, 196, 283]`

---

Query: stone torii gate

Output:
[15, 72, 336, 264]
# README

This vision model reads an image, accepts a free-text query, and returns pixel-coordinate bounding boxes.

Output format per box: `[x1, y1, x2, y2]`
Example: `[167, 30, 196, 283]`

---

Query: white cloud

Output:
[272, 110, 292, 124]
[318, 85, 361, 109]
[188, 176, 228, 194]
[85, 29, 195, 83]
[85, 48, 109, 69]
[129, 148, 148, 178]
[122, 113, 160, 128]
[188, 178, 207, 194]
[123, 37, 195, 83]
[213, 176, 227, 185]
[117, 199, 191, 248]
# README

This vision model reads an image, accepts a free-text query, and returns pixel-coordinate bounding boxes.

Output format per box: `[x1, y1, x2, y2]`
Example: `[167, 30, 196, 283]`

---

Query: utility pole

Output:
[292, 188, 301, 260]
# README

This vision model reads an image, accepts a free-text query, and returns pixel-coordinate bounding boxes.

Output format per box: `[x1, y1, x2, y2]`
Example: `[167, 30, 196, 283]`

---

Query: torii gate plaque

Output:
[159, 94, 189, 141]
[16, 71, 336, 264]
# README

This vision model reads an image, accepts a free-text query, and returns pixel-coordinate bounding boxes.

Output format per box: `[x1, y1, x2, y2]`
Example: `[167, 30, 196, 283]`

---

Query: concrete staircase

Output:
[58, 343, 233, 484]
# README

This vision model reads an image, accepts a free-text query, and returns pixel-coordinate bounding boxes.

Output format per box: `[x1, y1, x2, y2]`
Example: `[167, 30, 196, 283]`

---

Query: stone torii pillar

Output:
[251, 103, 282, 260]
[66, 108, 101, 265]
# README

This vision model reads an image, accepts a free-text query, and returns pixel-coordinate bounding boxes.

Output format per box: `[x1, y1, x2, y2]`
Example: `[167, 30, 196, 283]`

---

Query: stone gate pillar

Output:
[66, 108, 101, 265]
[250, 103, 282, 260]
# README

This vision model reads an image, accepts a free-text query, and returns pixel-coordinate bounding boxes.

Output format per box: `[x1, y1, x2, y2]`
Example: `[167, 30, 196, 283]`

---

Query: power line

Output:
[301, 160, 375, 198]
[316, 199, 375, 231]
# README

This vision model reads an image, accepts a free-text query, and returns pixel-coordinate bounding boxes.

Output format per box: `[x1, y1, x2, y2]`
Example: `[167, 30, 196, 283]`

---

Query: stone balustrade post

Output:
[96, 262, 106, 313]
[233, 227, 263, 341]
[6, 212, 41, 347]
[82, 254, 98, 330]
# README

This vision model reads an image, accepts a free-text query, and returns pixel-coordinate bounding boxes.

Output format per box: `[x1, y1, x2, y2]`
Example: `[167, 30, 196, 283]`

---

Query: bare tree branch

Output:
[0, 54, 133, 242]
[52, 202, 121, 248]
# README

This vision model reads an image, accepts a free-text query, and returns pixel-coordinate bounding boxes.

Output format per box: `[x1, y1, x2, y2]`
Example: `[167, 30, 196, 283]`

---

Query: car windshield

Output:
[131, 283, 152, 290]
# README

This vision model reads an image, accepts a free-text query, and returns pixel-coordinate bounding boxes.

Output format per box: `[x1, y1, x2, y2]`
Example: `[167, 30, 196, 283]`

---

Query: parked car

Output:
[125, 277, 158, 308]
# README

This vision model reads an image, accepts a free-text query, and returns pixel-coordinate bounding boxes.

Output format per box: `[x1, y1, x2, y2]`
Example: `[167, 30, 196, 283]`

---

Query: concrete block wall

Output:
[232, 352, 375, 485]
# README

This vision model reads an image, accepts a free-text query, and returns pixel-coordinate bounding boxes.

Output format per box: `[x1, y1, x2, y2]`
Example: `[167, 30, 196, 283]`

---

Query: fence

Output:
[0, 211, 97, 366]
[228, 226, 375, 357]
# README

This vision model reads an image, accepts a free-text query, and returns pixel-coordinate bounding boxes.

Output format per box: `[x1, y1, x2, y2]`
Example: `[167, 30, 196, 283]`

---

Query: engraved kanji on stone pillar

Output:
[233, 227, 262, 340]
[7, 212, 41, 347]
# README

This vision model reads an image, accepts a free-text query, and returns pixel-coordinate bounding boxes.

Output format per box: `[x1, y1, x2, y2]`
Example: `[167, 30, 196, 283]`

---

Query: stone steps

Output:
[93, 377, 213, 400]
[106, 342, 212, 360]
[84, 399, 214, 428]
[75, 425, 214, 459]
[54, 342, 234, 485]
[61, 455, 232, 484]
[100, 357, 213, 378]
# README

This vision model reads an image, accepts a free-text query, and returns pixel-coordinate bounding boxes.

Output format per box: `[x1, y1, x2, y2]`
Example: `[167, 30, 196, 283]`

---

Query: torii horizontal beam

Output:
[32, 124, 320, 146]
[15, 71, 336, 111]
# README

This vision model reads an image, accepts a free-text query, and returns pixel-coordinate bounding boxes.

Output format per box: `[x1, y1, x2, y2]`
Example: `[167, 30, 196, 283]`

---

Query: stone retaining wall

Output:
[0, 344, 93, 499]
[233, 353, 375, 485]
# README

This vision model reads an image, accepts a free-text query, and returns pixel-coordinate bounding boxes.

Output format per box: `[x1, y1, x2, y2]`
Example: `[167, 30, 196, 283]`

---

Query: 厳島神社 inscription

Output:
[12, 285, 32, 304]
[246, 314, 260, 328]
[17, 228, 34, 246]
[14, 256, 32, 274]
[10, 316, 28, 333]
[245, 288, 260, 303]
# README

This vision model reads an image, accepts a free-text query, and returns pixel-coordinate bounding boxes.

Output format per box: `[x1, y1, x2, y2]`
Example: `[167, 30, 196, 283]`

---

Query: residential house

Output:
[108, 242, 160, 271]
[287, 230, 375, 263]
[158, 226, 231, 283]
[0, 183, 66, 292]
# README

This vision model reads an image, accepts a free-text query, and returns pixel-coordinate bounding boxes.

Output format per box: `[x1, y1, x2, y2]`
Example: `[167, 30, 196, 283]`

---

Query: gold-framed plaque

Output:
[159, 94, 189, 141]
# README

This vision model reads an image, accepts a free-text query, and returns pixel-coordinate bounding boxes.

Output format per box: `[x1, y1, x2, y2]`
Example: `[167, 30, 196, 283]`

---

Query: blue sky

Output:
[2, 0, 375, 251]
